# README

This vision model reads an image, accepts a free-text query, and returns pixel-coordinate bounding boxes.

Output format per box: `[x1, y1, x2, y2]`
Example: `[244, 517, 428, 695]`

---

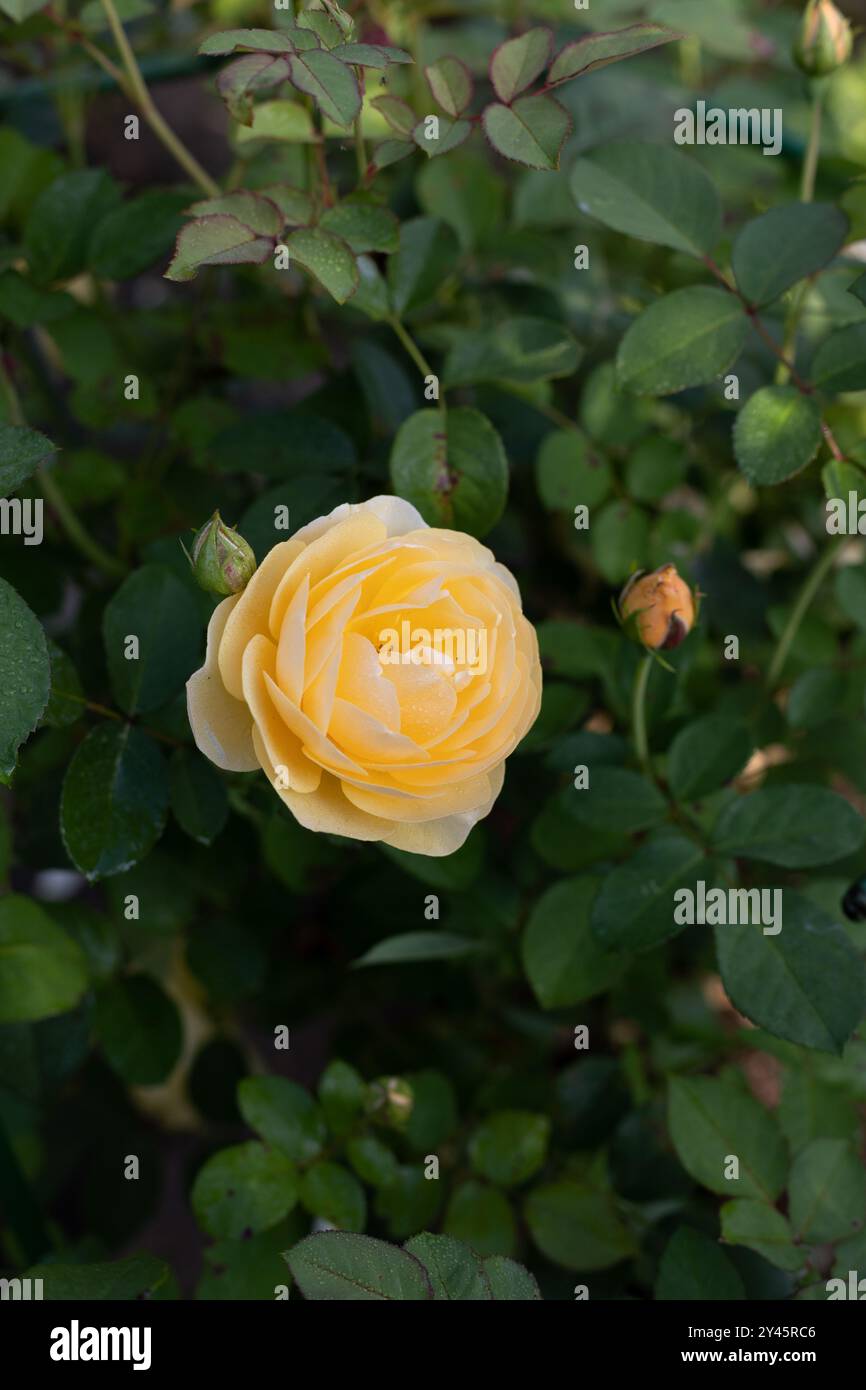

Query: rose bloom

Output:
[186, 497, 542, 856]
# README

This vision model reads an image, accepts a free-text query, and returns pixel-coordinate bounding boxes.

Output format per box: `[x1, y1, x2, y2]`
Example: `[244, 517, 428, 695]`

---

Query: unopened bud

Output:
[618, 564, 696, 651]
[794, 0, 852, 77]
[365, 1076, 414, 1129]
[188, 511, 256, 595]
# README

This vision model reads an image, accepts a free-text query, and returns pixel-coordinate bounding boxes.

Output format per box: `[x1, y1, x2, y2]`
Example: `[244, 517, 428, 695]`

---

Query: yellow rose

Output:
[618, 564, 696, 651]
[186, 496, 542, 857]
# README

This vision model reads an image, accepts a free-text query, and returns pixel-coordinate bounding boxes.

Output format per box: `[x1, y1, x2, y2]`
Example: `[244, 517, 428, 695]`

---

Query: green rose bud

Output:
[187, 511, 256, 595]
[794, 0, 853, 77]
[365, 1076, 414, 1129]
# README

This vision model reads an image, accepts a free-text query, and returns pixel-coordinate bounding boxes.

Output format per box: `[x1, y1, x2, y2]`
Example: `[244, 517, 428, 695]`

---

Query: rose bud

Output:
[618, 564, 696, 651]
[794, 0, 852, 77]
[188, 511, 256, 596]
[365, 1076, 414, 1129]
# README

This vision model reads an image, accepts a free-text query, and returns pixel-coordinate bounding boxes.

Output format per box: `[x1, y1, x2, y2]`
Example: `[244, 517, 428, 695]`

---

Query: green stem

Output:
[775, 86, 824, 384]
[96, 0, 219, 197]
[388, 317, 446, 416]
[0, 350, 125, 578]
[765, 538, 842, 690]
[801, 84, 824, 204]
[632, 653, 653, 776]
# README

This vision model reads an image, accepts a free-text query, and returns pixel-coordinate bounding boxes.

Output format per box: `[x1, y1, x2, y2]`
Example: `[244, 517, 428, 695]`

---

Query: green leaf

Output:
[617, 287, 747, 396]
[667, 715, 752, 801]
[102, 564, 201, 714]
[372, 95, 416, 138]
[536, 430, 612, 511]
[60, 725, 168, 881]
[93, 974, 182, 1085]
[288, 49, 360, 128]
[332, 42, 412, 68]
[733, 386, 822, 486]
[0, 895, 89, 1024]
[656, 1227, 745, 1300]
[169, 747, 228, 846]
[23, 1256, 169, 1300]
[787, 668, 846, 730]
[711, 785, 864, 867]
[192, 1141, 299, 1239]
[590, 500, 649, 583]
[0, 576, 50, 775]
[88, 189, 192, 279]
[404, 1234, 492, 1299]
[469, 1111, 550, 1187]
[568, 767, 667, 833]
[319, 1059, 366, 1135]
[570, 143, 721, 256]
[215, 53, 292, 125]
[258, 184, 315, 225]
[732, 203, 848, 307]
[387, 216, 459, 315]
[286, 226, 358, 303]
[24, 170, 120, 284]
[444, 1180, 516, 1257]
[198, 1221, 300, 1300]
[300, 1161, 366, 1232]
[490, 28, 553, 103]
[525, 1181, 636, 1270]
[482, 95, 571, 172]
[412, 116, 472, 160]
[0, 422, 55, 494]
[811, 322, 866, 396]
[591, 835, 707, 952]
[668, 1075, 787, 1201]
[164, 214, 274, 282]
[238, 1075, 326, 1163]
[483, 1256, 542, 1300]
[198, 28, 303, 56]
[285, 1232, 433, 1300]
[320, 200, 398, 254]
[789, 1139, 866, 1242]
[186, 191, 284, 236]
[720, 1200, 803, 1272]
[347, 1136, 399, 1189]
[354, 932, 482, 966]
[549, 22, 682, 84]
[715, 893, 866, 1055]
[390, 406, 508, 537]
[425, 57, 473, 117]
[523, 877, 624, 1009]
[442, 317, 581, 387]
[380, 831, 484, 890]
[624, 436, 687, 502]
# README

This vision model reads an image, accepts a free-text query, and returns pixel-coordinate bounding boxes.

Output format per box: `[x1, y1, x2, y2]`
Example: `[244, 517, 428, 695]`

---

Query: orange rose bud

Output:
[618, 564, 696, 651]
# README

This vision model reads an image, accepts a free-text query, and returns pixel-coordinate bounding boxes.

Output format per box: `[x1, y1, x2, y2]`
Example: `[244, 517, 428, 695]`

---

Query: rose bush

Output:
[3, 0, 866, 1310]
[187, 496, 541, 853]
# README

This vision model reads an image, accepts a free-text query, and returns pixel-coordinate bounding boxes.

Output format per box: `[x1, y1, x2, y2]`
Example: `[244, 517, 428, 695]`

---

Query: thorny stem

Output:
[90, 0, 220, 197]
[775, 85, 825, 384]
[765, 536, 843, 691]
[701, 254, 846, 462]
[55, 690, 185, 746]
[0, 351, 125, 577]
